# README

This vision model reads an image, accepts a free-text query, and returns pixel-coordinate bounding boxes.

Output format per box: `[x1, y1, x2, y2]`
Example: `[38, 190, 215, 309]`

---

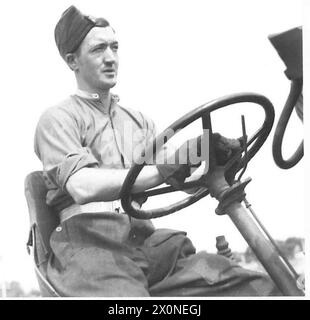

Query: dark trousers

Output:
[47, 212, 281, 297]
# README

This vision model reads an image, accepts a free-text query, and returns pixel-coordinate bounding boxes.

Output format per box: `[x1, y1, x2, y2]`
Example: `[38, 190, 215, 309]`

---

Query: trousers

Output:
[46, 212, 281, 297]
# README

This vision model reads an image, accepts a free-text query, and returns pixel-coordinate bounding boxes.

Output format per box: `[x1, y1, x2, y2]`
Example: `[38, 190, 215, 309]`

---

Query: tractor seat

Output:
[24, 171, 60, 297]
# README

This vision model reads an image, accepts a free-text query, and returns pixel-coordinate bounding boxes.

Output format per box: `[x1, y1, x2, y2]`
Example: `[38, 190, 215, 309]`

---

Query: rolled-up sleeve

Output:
[35, 107, 99, 192]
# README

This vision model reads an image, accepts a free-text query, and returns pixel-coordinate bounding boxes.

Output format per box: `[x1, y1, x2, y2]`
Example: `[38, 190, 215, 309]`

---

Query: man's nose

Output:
[103, 47, 117, 64]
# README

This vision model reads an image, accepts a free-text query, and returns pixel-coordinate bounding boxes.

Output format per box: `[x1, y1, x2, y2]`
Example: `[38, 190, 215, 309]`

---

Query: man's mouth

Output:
[102, 68, 116, 74]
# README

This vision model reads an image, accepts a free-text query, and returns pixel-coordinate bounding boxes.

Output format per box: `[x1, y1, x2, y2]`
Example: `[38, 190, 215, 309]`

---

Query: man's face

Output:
[75, 26, 119, 91]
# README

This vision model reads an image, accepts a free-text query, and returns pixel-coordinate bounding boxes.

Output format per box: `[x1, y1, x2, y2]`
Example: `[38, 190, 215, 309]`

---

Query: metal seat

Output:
[24, 171, 60, 297]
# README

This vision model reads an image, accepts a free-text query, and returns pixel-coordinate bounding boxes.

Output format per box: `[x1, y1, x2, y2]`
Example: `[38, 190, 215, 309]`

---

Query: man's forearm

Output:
[66, 166, 165, 204]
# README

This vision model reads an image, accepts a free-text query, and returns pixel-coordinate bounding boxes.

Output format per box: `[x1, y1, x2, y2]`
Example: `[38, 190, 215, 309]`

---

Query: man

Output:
[34, 5, 280, 296]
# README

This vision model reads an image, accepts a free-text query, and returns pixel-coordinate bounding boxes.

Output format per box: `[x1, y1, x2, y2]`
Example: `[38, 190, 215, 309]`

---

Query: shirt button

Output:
[56, 226, 62, 232]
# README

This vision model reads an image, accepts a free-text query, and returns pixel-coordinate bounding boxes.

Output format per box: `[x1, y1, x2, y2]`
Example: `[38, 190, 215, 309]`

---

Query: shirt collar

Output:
[75, 89, 120, 103]
[76, 89, 100, 100]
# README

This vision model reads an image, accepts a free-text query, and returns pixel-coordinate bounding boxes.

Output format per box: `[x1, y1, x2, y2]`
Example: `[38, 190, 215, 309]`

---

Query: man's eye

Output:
[92, 46, 105, 53]
[111, 45, 119, 52]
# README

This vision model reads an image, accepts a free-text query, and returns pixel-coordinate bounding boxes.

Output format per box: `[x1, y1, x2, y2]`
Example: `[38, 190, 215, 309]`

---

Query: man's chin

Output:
[101, 80, 117, 90]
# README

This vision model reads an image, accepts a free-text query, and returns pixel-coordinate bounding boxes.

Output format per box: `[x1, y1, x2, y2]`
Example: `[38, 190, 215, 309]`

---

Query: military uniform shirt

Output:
[34, 92, 156, 211]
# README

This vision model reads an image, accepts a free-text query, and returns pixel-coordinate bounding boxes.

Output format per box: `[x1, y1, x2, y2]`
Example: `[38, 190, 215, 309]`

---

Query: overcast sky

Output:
[0, 0, 307, 292]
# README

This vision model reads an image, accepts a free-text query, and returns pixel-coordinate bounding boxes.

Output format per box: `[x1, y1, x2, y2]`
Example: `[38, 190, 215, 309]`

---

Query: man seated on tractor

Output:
[34, 5, 280, 296]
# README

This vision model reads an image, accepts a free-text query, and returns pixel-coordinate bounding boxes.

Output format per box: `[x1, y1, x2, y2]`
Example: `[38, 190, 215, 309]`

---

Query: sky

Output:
[0, 0, 307, 293]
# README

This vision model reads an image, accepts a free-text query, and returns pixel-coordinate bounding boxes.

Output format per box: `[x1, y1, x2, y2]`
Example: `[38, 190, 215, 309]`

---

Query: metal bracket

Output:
[215, 177, 252, 215]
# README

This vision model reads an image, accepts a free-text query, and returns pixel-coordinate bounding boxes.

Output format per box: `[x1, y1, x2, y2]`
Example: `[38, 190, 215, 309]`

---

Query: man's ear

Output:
[65, 53, 79, 71]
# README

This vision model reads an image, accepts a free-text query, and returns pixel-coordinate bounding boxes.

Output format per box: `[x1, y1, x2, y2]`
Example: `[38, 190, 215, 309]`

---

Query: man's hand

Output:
[212, 133, 243, 184]
[156, 133, 243, 190]
[156, 136, 203, 190]
[212, 133, 243, 165]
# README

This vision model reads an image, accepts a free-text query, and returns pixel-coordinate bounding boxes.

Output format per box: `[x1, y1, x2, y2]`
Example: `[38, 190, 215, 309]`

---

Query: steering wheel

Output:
[121, 93, 275, 219]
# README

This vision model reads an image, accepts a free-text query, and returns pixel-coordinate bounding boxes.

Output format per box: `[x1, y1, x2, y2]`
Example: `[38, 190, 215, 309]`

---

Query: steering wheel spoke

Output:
[134, 179, 207, 199]
[201, 112, 217, 170]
